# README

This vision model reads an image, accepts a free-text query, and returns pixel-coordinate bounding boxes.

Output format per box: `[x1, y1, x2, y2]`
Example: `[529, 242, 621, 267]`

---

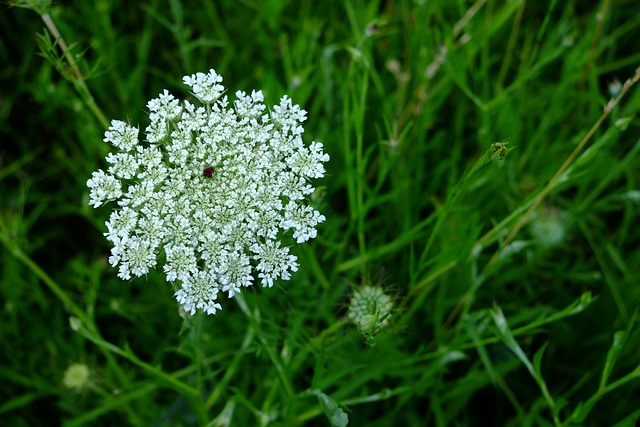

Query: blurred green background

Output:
[1, 0, 640, 425]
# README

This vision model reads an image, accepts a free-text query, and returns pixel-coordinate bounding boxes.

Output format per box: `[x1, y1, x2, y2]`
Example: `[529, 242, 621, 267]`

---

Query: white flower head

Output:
[88, 69, 329, 315]
[87, 169, 122, 207]
[103, 120, 139, 152]
[183, 69, 225, 104]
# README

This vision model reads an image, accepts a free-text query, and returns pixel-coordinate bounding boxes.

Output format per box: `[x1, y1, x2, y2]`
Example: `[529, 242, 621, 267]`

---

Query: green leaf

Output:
[0, 391, 49, 414]
[600, 311, 637, 389]
[313, 389, 349, 427]
[491, 306, 559, 424]
[532, 342, 549, 381]
[612, 407, 640, 427]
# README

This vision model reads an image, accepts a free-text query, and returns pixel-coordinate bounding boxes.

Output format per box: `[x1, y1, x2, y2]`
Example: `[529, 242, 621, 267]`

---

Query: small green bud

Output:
[62, 364, 90, 390]
[348, 286, 394, 345]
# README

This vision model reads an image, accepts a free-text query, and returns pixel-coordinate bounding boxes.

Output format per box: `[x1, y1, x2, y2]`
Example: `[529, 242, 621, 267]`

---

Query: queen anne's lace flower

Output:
[87, 69, 329, 315]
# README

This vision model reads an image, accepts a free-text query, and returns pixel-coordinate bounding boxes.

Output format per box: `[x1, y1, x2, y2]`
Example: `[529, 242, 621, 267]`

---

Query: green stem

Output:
[486, 66, 640, 267]
[4, 241, 95, 333]
[40, 13, 110, 129]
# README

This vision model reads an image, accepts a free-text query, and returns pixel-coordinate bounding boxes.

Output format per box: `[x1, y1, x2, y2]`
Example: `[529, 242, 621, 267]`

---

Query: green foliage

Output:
[2, 0, 640, 425]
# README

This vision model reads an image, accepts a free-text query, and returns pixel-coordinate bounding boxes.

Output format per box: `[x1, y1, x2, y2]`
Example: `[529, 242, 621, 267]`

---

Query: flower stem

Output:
[40, 13, 110, 129]
[487, 65, 640, 267]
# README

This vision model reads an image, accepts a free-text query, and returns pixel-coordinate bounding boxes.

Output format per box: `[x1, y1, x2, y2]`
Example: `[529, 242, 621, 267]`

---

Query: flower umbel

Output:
[347, 285, 394, 345]
[87, 69, 329, 315]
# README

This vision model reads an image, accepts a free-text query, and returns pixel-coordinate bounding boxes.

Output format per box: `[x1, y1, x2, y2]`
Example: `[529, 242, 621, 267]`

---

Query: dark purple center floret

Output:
[203, 167, 215, 178]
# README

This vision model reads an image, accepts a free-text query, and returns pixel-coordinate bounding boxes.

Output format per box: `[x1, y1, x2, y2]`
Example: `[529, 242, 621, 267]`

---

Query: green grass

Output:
[2, 0, 640, 425]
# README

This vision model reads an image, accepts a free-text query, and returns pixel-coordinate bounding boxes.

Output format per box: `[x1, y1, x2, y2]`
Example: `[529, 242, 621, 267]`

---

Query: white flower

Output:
[103, 120, 139, 151]
[164, 243, 198, 282]
[218, 250, 253, 297]
[175, 271, 222, 315]
[105, 206, 138, 239]
[106, 152, 139, 179]
[251, 240, 298, 288]
[88, 69, 329, 315]
[87, 169, 122, 207]
[147, 90, 182, 120]
[118, 236, 157, 280]
[282, 202, 326, 243]
[289, 140, 329, 178]
[183, 69, 224, 104]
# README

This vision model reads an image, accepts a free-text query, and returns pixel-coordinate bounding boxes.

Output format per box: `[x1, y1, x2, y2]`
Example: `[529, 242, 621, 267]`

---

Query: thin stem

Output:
[40, 13, 110, 129]
[495, 0, 526, 93]
[486, 66, 640, 268]
[441, 66, 640, 331]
